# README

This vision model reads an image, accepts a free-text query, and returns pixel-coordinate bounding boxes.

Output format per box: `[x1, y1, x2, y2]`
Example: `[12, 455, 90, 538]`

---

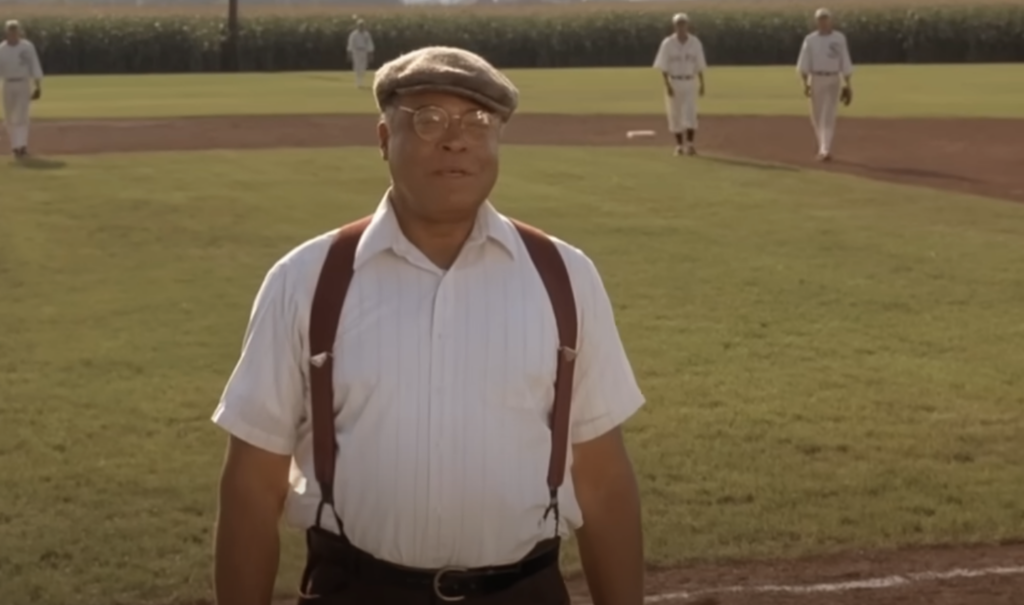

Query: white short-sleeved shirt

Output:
[212, 194, 645, 568]
[796, 30, 854, 76]
[653, 34, 707, 78]
[0, 40, 43, 81]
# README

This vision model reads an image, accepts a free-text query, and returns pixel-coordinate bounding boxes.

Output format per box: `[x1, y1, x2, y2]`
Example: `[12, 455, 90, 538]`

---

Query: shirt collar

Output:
[353, 191, 519, 269]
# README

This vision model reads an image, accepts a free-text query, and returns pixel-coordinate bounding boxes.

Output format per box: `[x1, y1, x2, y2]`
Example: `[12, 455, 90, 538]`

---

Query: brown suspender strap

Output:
[306, 215, 579, 533]
[308, 215, 372, 522]
[509, 220, 579, 513]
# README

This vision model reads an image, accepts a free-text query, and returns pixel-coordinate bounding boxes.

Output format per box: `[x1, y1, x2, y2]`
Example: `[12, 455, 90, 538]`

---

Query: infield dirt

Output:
[9, 113, 1024, 604]
[11, 113, 1024, 204]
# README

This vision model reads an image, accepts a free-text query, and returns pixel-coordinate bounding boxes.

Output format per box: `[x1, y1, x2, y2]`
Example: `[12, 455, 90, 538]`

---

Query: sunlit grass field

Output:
[2, 145, 1024, 605]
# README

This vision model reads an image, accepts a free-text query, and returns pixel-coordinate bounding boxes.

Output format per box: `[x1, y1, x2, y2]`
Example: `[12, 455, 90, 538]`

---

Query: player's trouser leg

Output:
[679, 79, 698, 131]
[352, 53, 368, 88]
[665, 78, 691, 151]
[678, 79, 699, 150]
[664, 89, 685, 134]
[819, 79, 840, 155]
[811, 75, 840, 155]
[2, 80, 30, 152]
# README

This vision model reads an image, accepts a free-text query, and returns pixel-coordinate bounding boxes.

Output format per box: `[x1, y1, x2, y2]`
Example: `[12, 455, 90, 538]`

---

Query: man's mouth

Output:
[436, 168, 471, 178]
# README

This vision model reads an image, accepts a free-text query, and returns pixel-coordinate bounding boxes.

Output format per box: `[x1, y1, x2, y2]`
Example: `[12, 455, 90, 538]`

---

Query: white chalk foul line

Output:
[639, 565, 1024, 603]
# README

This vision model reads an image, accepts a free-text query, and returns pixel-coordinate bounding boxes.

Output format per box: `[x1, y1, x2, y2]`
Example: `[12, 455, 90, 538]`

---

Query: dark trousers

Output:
[297, 527, 570, 605]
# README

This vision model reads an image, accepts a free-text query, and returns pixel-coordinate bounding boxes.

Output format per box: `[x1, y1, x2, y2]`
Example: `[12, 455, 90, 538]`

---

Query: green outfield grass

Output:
[2, 147, 1024, 605]
[34, 63, 1024, 120]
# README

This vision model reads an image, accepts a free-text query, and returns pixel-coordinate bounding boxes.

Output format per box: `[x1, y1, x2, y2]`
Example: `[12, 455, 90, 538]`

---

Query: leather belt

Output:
[306, 527, 561, 602]
[670, 75, 695, 80]
[4, 78, 27, 82]
[812, 71, 839, 76]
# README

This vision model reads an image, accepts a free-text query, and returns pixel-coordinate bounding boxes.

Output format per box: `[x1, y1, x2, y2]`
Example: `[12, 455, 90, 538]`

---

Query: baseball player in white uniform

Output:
[796, 8, 854, 161]
[0, 20, 43, 159]
[346, 20, 374, 89]
[653, 13, 707, 156]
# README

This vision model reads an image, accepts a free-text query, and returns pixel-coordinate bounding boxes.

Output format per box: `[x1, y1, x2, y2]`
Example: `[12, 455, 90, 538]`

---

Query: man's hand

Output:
[699, 84, 705, 97]
[665, 85, 674, 97]
[840, 86, 853, 106]
[572, 427, 645, 605]
[31, 88, 40, 101]
[803, 83, 811, 98]
[214, 436, 292, 605]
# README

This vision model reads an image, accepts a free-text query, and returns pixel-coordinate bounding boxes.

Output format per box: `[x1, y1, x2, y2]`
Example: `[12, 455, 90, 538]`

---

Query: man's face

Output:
[5, 27, 19, 44]
[378, 91, 502, 222]
[817, 15, 832, 33]
[674, 21, 689, 37]
[357, 23, 365, 31]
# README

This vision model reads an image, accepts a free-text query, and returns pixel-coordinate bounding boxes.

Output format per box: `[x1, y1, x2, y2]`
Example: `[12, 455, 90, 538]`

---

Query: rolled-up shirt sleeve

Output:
[211, 260, 305, 456]
[565, 252, 646, 444]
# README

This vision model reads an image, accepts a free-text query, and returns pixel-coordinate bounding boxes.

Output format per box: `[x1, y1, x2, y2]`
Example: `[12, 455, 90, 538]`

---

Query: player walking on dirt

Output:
[653, 13, 707, 156]
[0, 20, 43, 159]
[797, 8, 854, 161]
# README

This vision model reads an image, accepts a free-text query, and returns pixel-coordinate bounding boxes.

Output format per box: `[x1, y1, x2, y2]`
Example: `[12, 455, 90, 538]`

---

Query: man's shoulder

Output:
[499, 216, 603, 293]
[263, 228, 342, 293]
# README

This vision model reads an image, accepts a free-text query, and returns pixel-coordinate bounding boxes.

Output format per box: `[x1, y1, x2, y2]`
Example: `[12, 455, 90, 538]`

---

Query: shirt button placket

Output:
[427, 275, 450, 542]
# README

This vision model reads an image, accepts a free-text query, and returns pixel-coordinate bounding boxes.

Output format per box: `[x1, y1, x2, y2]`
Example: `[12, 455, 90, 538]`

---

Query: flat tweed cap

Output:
[373, 46, 519, 120]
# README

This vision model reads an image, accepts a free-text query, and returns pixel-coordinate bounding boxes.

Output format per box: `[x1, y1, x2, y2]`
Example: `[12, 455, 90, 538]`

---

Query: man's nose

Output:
[439, 121, 469, 151]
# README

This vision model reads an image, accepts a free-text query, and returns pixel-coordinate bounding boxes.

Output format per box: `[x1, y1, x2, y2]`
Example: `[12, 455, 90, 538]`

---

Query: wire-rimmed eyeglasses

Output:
[397, 105, 500, 142]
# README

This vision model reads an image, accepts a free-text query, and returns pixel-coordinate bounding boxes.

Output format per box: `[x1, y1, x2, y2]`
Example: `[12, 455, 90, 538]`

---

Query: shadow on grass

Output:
[836, 160, 979, 183]
[701, 154, 800, 172]
[14, 156, 67, 170]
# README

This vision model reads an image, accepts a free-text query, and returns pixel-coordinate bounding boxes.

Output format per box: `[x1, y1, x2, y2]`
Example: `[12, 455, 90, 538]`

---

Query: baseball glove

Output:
[840, 86, 852, 106]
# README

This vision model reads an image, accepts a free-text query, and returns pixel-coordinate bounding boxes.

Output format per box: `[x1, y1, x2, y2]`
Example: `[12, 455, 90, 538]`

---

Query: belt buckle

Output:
[433, 566, 469, 602]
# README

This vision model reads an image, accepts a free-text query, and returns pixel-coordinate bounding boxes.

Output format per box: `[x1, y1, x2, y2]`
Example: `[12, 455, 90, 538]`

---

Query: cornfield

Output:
[5, 2, 1024, 74]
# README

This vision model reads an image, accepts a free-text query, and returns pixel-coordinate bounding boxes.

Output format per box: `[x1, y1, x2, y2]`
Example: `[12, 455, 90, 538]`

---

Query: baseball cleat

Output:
[673, 145, 683, 156]
[686, 145, 697, 156]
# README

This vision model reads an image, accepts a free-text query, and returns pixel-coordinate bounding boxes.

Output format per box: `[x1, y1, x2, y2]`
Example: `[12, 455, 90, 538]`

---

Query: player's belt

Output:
[4, 77, 27, 82]
[670, 75, 695, 80]
[812, 71, 839, 76]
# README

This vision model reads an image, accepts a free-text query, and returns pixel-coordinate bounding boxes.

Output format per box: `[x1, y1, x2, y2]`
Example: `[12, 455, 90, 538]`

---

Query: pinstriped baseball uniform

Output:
[0, 37, 43, 154]
[347, 26, 374, 88]
[653, 34, 706, 134]
[796, 28, 853, 157]
[212, 193, 646, 569]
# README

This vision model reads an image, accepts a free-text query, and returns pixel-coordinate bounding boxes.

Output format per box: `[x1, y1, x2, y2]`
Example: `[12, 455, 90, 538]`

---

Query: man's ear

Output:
[377, 115, 390, 161]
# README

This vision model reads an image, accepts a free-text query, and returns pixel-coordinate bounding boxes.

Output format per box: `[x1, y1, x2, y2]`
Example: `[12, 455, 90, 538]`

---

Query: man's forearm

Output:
[214, 487, 283, 605]
[575, 466, 645, 605]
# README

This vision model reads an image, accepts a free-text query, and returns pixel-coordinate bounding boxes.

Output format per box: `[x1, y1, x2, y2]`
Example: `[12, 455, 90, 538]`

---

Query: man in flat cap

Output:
[653, 12, 707, 156]
[212, 46, 646, 605]
[796, 8, 854, 161]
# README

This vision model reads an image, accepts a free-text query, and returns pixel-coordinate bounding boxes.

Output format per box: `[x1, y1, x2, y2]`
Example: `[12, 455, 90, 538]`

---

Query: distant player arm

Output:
[697, 43, 707, 95]
[30, 44, 43, 99]
[652, 41, 673, 96]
